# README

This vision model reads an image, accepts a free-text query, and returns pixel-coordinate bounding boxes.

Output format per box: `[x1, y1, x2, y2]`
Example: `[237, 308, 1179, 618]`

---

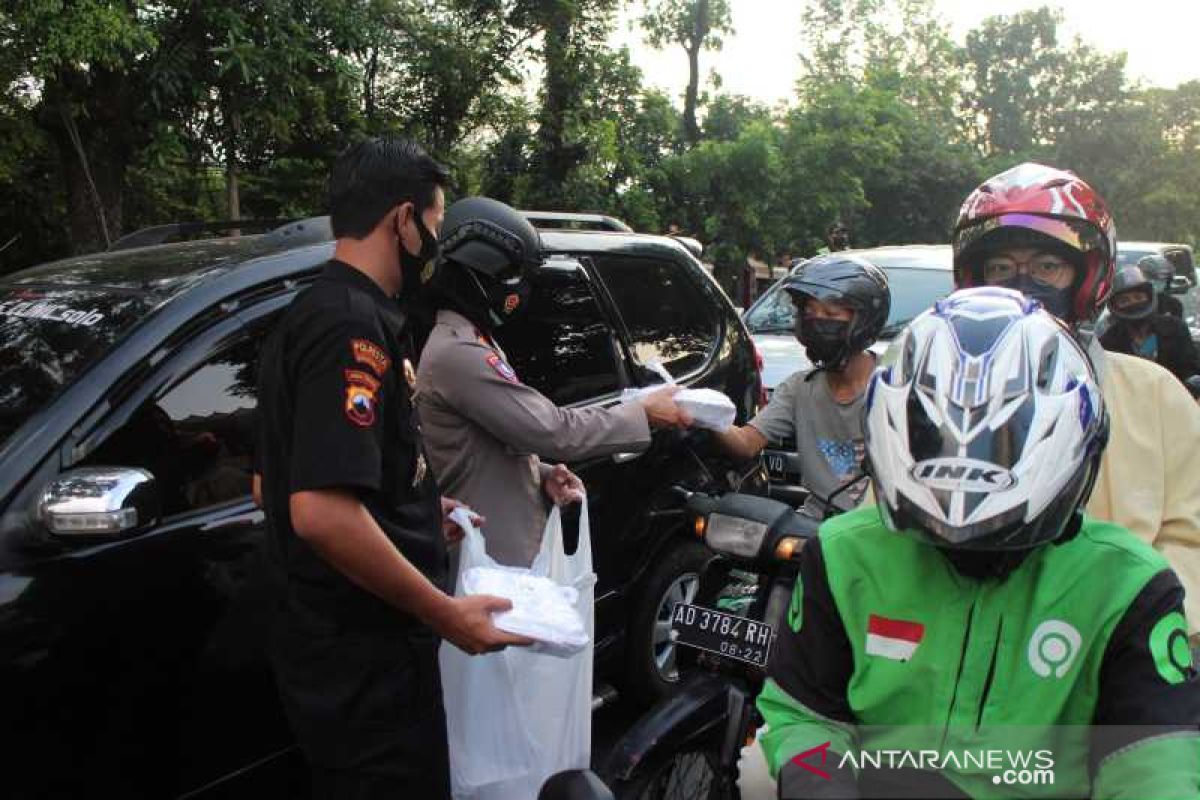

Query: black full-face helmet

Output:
[781, 253, 890, 370]
[434, 197, 545, 329]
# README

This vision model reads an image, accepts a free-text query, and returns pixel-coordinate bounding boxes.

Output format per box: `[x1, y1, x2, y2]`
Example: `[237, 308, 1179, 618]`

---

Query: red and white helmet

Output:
[952, 163, 1117, 323]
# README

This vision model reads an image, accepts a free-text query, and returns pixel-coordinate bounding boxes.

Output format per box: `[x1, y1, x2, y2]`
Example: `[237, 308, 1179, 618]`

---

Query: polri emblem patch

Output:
[351, 339, 391, 378]
[344, 369, 381, 427]
[486, 353, 519, 384]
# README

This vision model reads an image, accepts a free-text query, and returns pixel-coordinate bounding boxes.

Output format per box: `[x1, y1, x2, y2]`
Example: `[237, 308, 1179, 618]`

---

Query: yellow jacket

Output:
[1086, 345, 1200, 635]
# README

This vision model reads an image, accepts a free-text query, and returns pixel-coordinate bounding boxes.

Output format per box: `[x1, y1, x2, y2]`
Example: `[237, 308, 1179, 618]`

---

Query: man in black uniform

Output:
[257, 136, 527, 799]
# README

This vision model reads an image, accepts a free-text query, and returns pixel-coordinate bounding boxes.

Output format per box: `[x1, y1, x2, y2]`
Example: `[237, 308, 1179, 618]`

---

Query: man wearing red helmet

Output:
[952, 162, 1200, 643]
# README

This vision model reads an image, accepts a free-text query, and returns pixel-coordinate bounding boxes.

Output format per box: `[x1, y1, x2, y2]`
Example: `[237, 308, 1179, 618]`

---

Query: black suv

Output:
[0, 219, 761, 796]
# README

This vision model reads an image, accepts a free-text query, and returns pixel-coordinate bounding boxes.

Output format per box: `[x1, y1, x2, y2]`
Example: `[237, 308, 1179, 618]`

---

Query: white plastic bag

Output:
[439, 499, 596, 800]
[621, 384, 737, 431]
[461, 565, 589, 658]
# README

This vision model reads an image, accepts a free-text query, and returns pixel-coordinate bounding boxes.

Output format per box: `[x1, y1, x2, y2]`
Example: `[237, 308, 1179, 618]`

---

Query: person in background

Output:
[1101, 265, 1200, 386]
[951, 161, 1200, 643]
[818, 220, 851, 254]
[712, 253, 889, 516]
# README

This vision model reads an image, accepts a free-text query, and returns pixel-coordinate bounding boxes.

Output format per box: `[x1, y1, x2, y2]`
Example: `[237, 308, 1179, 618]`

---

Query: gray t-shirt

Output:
[749, 368, 869, 514]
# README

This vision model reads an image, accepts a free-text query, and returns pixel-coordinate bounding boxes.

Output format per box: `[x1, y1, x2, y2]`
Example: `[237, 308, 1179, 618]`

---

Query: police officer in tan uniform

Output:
[415, 197, 690, 567]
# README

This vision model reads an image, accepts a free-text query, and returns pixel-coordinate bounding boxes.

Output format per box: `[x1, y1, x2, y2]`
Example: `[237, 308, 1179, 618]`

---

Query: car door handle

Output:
[612, 452, 642, 464]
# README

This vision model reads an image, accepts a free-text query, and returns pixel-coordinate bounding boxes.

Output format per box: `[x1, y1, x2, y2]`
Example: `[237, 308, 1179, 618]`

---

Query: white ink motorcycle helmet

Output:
[865, 287, 1109, 552]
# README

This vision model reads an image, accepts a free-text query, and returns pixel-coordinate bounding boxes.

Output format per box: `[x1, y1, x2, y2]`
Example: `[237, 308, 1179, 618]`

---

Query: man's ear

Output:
[393, 201, 414, 233]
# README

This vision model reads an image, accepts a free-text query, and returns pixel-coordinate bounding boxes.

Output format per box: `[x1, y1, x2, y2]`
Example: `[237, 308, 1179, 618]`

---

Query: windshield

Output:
[744, 257, 954, 337]
[0, 285, 157, 449]
[1116, 248, 1156, 269]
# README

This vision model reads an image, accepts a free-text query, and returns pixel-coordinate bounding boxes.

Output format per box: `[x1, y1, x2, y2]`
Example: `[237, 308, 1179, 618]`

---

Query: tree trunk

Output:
[684, 42, 702, 144]
[52, 116, 126, 255]
[535, 3, 581, 204]
[364, 47, 379, 123]
[224, 105, 242, 227]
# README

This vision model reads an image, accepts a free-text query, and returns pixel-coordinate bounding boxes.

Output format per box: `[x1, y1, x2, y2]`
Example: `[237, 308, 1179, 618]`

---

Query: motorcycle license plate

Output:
[670, 603, 773, 667]
[766, 454, 786, 477]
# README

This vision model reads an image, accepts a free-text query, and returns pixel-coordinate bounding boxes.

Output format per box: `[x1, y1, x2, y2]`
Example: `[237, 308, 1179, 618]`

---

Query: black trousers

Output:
[272, 617, 451, 799]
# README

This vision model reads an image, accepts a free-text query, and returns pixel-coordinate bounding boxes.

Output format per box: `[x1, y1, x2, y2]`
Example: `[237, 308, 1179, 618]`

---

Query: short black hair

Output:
[328, 136, 450, 239]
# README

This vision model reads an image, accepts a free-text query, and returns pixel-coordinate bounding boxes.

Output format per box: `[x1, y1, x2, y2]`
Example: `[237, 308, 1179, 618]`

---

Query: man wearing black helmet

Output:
[1101, 265, 1200, 386]
[714, 254, 890, 515]
[414, 196, 691, 568]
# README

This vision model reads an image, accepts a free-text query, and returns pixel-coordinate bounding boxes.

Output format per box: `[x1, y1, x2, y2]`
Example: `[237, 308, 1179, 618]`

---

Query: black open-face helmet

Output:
[440, 197, 544, 277]
[1108, 266, 1156, 321]
[434, 197, 545, 329]
[781, 253, 890, 369]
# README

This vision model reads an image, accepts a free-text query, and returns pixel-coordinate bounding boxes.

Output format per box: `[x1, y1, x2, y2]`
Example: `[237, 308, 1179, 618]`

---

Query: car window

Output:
[745, 266, 953, 337]
[1116, 249, 1155, 269]
[83, 338, 259, 515]
[593, 256, 720, 378]
[879, 268, 954, 335]
[0, 285, 157, 451]
[493, 266, 623, 405]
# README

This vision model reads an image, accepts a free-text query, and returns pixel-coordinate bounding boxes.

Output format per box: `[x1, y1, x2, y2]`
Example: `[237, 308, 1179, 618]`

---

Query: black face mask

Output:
[471, 270, 531, 328]
[995, 274, 1073, 321]
[797, 316, 852, 369]
[398, 209, 441, 299]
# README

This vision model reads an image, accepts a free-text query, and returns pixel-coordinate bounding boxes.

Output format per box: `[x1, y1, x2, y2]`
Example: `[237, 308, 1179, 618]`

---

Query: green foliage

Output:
[1, 0, 1198, 277]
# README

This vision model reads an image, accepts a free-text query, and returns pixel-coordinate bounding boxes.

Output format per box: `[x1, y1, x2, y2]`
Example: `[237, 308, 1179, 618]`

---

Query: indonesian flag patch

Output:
[865, 614, 925, 661]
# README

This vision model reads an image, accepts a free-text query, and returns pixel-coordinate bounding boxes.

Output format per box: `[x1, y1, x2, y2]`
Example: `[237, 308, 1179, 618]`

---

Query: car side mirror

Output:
[39, 467, 160, 537]
[1170, 275, 1191, 295]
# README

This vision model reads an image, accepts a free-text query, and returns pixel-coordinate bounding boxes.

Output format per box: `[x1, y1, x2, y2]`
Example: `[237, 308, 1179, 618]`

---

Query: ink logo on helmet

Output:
[910, 457, 1015, 493]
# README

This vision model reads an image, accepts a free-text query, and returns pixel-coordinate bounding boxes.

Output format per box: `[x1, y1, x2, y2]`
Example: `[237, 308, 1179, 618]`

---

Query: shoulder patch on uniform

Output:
[486, 352, 519, 384]
[345, 369, 381, 427]
[351, 338, 391, 377]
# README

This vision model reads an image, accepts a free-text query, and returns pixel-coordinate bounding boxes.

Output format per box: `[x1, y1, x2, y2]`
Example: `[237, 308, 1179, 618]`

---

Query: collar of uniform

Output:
[323, 259, 409, 342]
[436, 308, 508, 359]
[322, 259, 396, 305]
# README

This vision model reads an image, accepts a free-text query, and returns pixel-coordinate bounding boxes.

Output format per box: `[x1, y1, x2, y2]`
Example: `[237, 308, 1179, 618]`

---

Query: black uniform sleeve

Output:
[288, 313, 395, 495]
[1092, 569, 1200, 757]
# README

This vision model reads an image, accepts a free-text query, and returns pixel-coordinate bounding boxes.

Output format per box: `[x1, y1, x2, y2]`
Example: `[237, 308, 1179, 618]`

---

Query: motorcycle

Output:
[599, 485, 852, 799]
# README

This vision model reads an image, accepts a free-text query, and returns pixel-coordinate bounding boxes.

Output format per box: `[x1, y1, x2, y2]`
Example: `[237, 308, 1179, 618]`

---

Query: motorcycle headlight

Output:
[705, 513, 769, 559]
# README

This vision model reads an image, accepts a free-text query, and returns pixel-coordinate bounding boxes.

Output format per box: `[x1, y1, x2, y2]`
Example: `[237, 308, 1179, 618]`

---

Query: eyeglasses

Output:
[982, 255, 1075, 286]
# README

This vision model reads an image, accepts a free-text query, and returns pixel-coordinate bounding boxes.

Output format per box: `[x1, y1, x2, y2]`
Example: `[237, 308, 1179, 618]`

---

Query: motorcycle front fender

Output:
[600, 673, 751, 784]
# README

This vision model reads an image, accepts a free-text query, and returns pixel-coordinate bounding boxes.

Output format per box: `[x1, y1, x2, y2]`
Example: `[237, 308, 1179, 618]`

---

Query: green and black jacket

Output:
[760, 506, 1200, 799]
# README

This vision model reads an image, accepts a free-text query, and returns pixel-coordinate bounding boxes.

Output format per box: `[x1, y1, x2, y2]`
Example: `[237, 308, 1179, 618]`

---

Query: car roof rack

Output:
[520, 211, 633, 233]
[107, 219, 292, 251]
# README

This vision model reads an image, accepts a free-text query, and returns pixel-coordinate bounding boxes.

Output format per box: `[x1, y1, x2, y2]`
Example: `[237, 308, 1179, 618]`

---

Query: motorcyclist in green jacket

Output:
[759, 287, 1200, 799]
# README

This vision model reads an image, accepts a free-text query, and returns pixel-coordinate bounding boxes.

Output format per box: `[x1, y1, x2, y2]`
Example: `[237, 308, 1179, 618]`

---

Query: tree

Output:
[641, 0, 733, 144]
[961, 7, 1127, 158]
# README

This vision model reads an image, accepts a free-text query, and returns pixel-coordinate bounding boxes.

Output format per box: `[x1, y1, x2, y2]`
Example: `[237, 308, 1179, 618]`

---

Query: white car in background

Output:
[741, 245, 955, 501]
